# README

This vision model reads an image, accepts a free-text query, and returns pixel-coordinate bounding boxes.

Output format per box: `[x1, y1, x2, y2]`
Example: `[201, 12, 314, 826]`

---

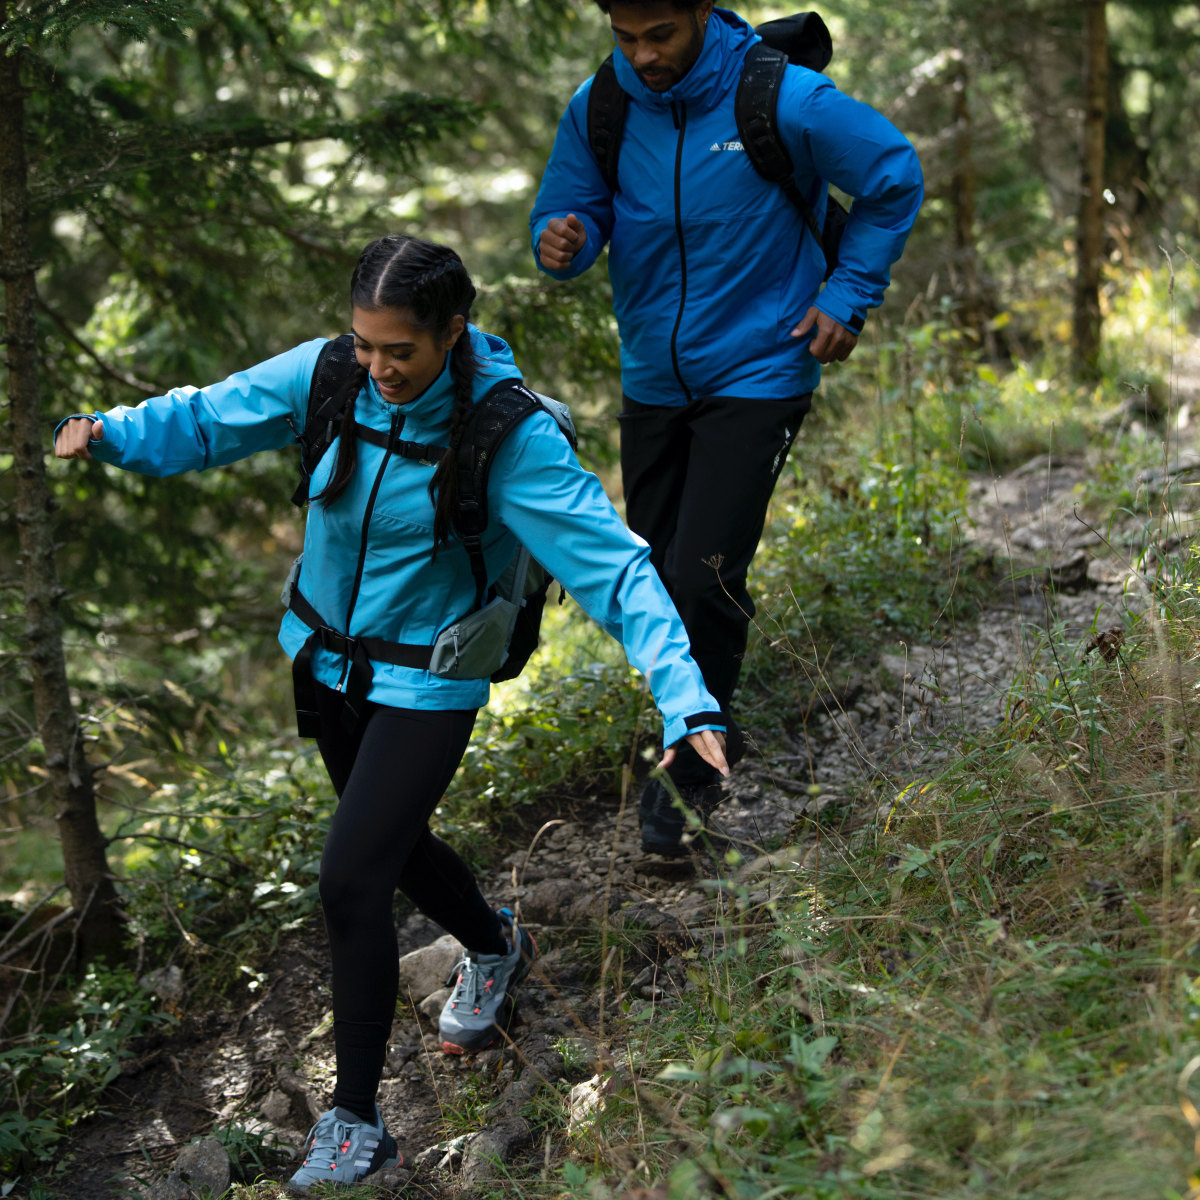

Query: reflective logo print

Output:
[772, 427, 794, 475]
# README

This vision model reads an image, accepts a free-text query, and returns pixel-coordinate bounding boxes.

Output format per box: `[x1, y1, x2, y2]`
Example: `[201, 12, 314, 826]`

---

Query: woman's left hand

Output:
[659, 729, 729, 776]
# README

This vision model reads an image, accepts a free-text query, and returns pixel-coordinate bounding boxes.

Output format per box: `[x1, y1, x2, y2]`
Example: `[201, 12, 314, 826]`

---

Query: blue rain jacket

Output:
[530, 7, 924, 406]
[67, 327, 723, 747]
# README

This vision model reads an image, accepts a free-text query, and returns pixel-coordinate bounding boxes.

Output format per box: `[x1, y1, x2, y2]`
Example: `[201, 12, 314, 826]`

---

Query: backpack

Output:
[284, 334, 577, 737]
[585, 10, 847, 279]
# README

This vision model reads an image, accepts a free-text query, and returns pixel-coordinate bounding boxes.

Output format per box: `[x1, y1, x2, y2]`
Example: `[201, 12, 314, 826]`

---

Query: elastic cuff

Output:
[814, 299, 866, 336]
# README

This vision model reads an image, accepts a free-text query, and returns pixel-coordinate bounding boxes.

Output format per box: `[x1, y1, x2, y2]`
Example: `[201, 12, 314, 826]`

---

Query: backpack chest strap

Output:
[351, 419, 447, 464]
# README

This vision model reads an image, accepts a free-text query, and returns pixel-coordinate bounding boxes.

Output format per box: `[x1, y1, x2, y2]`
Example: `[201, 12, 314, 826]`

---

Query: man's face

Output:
[608, 0, 713, 93]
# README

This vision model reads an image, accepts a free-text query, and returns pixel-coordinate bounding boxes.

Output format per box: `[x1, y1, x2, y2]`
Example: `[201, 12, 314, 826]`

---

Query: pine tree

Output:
[0, 0, 477, 965]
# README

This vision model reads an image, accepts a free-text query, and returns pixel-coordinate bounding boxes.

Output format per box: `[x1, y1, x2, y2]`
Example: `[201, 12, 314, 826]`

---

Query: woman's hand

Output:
[54, 418, 102, 460]
[659, 729, 729, 775]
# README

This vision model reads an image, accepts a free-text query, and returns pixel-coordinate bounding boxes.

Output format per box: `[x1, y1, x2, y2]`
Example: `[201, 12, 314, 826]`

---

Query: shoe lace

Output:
[447, 954, 498, 1016]
[303, 1114, 350, 1168]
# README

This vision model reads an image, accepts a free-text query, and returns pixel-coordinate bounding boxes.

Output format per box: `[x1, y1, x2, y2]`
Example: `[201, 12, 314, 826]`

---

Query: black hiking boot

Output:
[639, 774, 725, 856]
[638, 720, 745, 855]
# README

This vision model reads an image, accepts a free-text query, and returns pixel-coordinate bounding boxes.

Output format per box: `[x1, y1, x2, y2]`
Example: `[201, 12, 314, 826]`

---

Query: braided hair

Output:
[315, 235, 480, 553]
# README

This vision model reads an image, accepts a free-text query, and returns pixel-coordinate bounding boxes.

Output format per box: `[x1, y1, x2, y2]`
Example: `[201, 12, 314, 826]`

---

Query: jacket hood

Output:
[360, 325, 521, 438]
[612, 7, 755, 113]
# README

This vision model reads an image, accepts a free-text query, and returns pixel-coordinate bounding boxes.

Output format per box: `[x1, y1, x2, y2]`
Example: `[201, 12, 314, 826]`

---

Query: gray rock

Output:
[138, 965, 184, 1005]
[419, 986, 452, 1025]
[569, 885, 631, 924]
[397, 933, 462, 1002]
[147, 1137, 231, 1199]
[386, 1041, 421, 1070]
[277, 1067, 325, 1124]
[257, 1087, 294, 1126]
[460, 1117, 533, 1185]
[521, 877, 580, 924]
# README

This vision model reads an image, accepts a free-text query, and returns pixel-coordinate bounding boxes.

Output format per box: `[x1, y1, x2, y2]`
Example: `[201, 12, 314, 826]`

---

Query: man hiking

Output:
[530, 0, 923, 854]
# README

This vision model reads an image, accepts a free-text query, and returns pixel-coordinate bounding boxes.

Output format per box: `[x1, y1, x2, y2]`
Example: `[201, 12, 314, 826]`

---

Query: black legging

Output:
[312, 681, 504, 1120]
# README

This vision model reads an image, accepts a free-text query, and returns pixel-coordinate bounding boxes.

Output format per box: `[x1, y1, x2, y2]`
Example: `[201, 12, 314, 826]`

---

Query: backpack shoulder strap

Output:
[586, 54, 628, 195]
[454, 382, 573, 609]
[292, 333, 359, 508]
[735, 43, 825, 252]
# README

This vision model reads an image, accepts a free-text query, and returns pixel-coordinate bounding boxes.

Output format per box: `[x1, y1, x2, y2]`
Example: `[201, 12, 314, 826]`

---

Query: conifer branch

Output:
[37, 297, 166, 394]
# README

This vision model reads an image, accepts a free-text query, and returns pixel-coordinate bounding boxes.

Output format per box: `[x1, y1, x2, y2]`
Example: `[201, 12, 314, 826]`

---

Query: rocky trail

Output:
[45, 355, 1200, 1200]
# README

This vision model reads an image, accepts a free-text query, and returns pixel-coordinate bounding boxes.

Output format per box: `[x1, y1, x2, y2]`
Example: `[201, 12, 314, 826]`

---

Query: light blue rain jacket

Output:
[530, 7, 924, 406]
[68, 327, 723, 747]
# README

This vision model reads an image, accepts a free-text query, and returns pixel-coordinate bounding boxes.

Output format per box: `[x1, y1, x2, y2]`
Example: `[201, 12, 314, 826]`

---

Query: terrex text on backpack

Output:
[283, 333, 577, 738]
[586, 10, 847, 279]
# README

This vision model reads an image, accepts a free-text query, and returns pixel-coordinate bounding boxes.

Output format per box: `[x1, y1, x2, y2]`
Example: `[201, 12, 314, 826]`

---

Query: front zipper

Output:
[334, 406, 405, 691]
[668, 99, 692, 403]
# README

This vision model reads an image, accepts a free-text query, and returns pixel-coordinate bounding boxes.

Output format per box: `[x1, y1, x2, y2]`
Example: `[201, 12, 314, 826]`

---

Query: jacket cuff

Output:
[663, 712, 727, 747]
[53, 412, 102, 441]
[814, 296, 866, 335]
[530, 216, 603, 280]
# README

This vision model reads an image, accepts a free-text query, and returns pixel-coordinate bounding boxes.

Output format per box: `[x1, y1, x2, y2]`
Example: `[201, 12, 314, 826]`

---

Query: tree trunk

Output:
[948, 53, 989, 355]
[0, 27, 125, 963]
[1072, 0, 1108, 381]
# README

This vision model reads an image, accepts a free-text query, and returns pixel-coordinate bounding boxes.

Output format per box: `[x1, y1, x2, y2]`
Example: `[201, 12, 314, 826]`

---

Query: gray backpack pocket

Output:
[428, 595, 522, 679]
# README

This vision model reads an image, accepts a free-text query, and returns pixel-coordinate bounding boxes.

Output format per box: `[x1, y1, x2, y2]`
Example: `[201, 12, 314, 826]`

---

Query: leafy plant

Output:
[0, 965, 173, 1181]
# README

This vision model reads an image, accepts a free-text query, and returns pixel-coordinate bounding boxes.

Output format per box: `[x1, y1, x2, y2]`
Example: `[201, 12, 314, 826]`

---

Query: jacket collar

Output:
[611, 7, 756, 114]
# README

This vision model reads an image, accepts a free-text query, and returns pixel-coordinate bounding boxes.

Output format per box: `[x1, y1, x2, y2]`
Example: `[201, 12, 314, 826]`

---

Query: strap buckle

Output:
[315, 625, 357, 659]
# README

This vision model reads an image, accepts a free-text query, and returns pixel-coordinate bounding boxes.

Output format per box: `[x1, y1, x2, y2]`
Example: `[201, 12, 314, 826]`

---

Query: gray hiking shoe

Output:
[287, 1105, 400, 1192]
[439, 908, 537, 1055]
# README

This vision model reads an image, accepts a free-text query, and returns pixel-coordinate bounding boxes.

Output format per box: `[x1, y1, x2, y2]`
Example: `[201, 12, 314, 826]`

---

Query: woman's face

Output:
[351, 306, 465, 405]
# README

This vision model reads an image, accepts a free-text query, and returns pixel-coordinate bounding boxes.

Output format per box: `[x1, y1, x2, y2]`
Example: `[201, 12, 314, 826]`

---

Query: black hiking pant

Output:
[618, 390, 812, 781]
[311, 681, 502, 1121]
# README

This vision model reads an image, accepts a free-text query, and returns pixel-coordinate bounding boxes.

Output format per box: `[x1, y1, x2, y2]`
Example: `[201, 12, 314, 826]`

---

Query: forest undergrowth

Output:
[4, 257, 1200, 1199]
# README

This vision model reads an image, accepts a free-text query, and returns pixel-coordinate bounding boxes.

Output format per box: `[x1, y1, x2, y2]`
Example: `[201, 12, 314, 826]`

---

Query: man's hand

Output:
[54, 417, 102, 459]
[538, 214, 587, 271]
[791, 307, 858, 364]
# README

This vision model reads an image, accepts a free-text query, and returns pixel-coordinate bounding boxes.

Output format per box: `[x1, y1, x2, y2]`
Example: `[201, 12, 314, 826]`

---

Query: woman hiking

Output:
[54, 233, 728, 1192]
